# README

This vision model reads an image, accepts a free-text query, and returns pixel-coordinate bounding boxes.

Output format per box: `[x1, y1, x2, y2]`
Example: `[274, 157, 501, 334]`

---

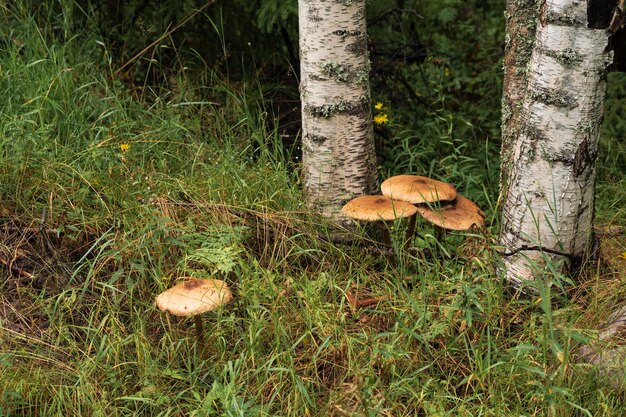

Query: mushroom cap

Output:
[341, 195, 418, 222]
[381, 175, 457, 204]
[416, 195, 485, 231]
[156, 278, 233, 316]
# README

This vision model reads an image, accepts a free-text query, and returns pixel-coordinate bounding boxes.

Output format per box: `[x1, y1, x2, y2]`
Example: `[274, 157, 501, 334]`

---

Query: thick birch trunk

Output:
[498, 0, 613, 285]
[500, 0, 539, 192]
[298, 0, 377, 222]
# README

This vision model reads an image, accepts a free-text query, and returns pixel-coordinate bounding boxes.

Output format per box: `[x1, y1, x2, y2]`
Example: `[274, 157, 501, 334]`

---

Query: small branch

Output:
[1, 225, 59, 235]
[0, 253, 35, 280]
[346, 290, 387, 309]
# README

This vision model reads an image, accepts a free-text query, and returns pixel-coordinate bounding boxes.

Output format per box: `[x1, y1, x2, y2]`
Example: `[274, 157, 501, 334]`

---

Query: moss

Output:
[528, 89, 577, 109]
[505, 0, 538, 68]
[576, 120, 600, 136]
[354, 58, 370, 85]
[514, 31, 536, 65]
[514, 66, 528, 76]
[545, 10, 584, 26]
[309, 96, 368, 118]
[511, 0, 537, 7]
[320, 62, 348, 82]
[501, 96, 513, 124]
[555, 48, 583, 66]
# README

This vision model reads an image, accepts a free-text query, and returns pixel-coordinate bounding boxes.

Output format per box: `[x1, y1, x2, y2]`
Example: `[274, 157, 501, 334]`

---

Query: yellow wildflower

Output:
[444, 67, 451, 77]
[374, 102, 383, 110]
[620, 251, 626, 260]
[373, 113, 388, 125]
[119, 143, 130, 153]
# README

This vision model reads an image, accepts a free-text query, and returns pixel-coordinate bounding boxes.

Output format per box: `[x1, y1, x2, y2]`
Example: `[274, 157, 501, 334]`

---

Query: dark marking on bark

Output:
[500, 244, 580, 261]
[577, 203, 591, 219]
[523, 124, 550, 146]
[309, 74, 328, 82]
[588, 0, 618, 29]
[307, 133, 328, 145]
[543, 149, 575, 166]
[345, 37, 367, 55]
[544, 10, 585, 26]
[503, 227, 529, 243]
[309, 6, 322, 22]
[597, 64, 610, 81]
[528, 89, 578, 109]
[332, 29, 361, 38]
[573, 138, 596, 177]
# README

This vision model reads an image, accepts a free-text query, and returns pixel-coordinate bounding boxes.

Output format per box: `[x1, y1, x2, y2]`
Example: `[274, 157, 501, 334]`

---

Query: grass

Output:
[2, 4, 626, 417]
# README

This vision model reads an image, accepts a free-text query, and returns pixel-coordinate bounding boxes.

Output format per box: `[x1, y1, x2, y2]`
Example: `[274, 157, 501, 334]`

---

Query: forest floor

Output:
[2, 6, 626, 417]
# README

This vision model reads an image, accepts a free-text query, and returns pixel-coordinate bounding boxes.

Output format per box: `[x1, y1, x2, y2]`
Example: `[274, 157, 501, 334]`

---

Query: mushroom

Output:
[341, 195, 417, 259]
[381, 175, 457, 248]
[415, 194, 485, 239]
[156, 278, 233, 347]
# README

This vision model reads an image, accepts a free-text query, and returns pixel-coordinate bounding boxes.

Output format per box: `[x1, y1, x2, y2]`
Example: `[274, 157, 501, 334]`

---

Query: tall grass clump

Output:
[1, 2, 626, 417]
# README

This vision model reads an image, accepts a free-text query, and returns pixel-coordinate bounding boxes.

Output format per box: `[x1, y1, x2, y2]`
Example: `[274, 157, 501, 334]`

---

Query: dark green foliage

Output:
[239, 0, 298, 33]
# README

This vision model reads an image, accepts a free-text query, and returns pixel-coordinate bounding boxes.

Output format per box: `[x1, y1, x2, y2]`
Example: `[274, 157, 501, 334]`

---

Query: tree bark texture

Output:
[500, 0, 539, 193]
[298, 0, 377, 222]
[499, 0, 614, 286]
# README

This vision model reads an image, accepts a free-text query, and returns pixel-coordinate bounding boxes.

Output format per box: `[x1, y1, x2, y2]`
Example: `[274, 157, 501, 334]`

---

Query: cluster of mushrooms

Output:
[341, 174, 485, 251]
[153, 175, 485, 347]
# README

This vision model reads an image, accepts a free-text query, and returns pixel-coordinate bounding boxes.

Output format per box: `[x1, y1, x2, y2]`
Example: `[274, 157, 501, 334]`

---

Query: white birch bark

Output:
[298, 0, 377, 222]
[499, 0, 613, 285]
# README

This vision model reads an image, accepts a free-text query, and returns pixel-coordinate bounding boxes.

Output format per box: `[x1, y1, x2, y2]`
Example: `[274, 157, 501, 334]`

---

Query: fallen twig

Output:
[0, 253, 35, 280]
[346, 290, 387, 309]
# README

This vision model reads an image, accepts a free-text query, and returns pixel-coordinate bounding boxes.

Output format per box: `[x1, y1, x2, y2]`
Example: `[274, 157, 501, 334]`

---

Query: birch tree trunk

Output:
[499, 0, 615, 286]
[298, 0, 377, 222]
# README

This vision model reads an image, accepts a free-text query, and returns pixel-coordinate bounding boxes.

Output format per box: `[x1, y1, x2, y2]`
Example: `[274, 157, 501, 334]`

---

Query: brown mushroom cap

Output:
[381, 175, 457, 204]
[156, 278, 233, 316]
[415, 195, 485, 231]
[341, 195, 418, 222]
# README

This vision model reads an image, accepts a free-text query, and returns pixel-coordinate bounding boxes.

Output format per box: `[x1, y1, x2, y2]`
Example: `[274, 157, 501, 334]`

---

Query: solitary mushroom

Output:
[341, 195, 417, 259]
[156, 278, 233, 347]
[415, 194, 485, 239]
[381, 175, 457, 248]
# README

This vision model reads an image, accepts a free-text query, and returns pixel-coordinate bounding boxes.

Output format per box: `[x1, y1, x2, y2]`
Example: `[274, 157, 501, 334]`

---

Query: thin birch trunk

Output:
[298, 0, 377, 222]
[498, 0, 614, 286]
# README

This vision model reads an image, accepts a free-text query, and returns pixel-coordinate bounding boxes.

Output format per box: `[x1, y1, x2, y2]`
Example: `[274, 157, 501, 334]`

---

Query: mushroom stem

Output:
[194, 315, 205, 346]
[403, 213, 417, 250]
[434, 225, 445, 242]
[380, 222, 392, 247]
[378, 222, 395, 263]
